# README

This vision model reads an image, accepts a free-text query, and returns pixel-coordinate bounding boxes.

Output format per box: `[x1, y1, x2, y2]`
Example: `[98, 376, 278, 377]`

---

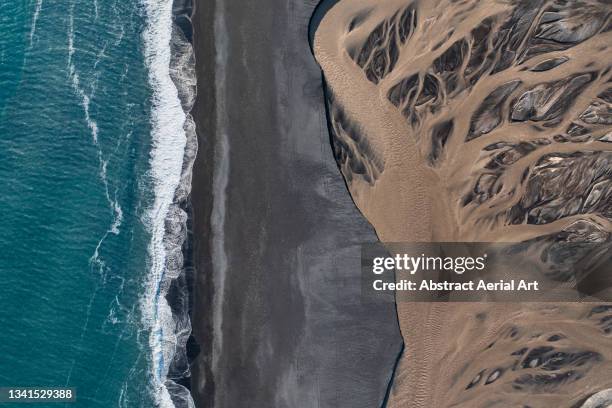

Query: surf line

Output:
[141, 0, 197, 406]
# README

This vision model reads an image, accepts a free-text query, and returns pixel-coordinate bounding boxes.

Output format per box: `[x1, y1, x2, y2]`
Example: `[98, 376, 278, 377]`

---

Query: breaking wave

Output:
[140, 0, 197, 406]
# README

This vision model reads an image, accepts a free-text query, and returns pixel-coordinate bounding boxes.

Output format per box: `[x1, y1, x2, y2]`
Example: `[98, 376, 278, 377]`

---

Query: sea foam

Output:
[141, 0, 196, 407]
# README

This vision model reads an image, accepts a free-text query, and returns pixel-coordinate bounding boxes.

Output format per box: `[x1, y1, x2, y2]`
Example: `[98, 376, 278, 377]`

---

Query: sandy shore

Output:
[313, 0, 612, 406]
[188, 0, 403, 406]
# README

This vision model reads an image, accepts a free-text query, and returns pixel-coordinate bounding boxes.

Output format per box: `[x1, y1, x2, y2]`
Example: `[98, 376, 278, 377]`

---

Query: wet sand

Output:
[188, 0, 403, 406]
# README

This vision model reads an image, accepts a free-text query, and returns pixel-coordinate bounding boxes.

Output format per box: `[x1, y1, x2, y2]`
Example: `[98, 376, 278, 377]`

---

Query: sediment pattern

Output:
[326, 89, 385, 185]
[313, 0, 612, 406]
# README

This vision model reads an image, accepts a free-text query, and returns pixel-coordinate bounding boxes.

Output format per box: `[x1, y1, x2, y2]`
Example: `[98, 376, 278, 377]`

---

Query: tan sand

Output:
[314, 0, 612, 406]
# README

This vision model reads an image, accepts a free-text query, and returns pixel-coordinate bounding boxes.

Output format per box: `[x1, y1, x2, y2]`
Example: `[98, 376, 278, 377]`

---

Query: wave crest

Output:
[141, 0, 197, 406]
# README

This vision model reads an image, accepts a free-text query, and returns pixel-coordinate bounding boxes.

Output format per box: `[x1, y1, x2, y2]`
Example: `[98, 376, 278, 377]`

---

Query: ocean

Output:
[0, 0, 196, 407]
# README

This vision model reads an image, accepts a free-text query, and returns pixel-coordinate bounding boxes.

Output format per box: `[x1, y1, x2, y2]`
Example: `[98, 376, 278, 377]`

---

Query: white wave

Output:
[93, 41, 108, 70]
[28, 0, 43, 48]
[94, 306, 135, 402]
[111, 193, 124, 234]
[68, 8, 123, 238]
[67, 11, 99, 145]
[115, 24, 126, 47]
[140, 0, 193, 407]
[93, 0, 99, 22]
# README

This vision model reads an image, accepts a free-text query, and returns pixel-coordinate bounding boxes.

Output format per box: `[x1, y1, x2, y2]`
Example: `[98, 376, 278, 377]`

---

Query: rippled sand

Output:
[313, 0, 612, 406]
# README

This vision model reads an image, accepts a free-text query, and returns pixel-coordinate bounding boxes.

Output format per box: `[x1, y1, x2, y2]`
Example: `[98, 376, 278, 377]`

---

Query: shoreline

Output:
[187, 0, 217, 404]
[150, 0, 199, 405]
[307, 0, 339, 51]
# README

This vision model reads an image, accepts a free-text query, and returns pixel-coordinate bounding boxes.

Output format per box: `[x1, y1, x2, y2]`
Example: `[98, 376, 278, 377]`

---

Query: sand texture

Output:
[188, 0, 403, 406]
[313, 0, 612, 406]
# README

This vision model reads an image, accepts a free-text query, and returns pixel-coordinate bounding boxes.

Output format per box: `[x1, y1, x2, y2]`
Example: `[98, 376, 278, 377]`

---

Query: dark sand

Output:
[189, 0, 403, 407]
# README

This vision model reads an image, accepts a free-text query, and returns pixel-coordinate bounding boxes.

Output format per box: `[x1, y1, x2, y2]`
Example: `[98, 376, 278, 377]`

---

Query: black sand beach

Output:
[188, 0, 403, 406]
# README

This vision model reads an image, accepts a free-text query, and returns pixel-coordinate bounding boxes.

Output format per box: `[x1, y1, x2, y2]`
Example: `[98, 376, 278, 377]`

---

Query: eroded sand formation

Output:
[313, 0, 612, 406]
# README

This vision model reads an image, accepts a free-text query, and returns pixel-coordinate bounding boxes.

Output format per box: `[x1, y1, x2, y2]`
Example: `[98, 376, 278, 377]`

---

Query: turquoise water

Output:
[0, 1, 192, 406]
